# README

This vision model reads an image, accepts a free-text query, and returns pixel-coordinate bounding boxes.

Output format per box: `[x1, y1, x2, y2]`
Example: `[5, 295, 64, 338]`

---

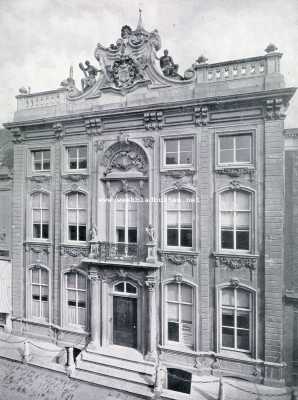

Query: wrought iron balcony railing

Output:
[90, 241, 147, 263]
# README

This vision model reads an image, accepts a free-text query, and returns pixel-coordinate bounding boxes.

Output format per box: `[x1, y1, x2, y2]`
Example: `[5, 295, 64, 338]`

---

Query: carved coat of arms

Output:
[112, 56, 142, 88]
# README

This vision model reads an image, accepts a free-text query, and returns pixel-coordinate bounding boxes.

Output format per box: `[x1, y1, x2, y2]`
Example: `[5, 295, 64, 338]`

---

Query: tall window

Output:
[218, 134, 251, 164]
[31, 266, 49, 321]
[67, 146, 87, 170]
[165, 138, 193, 166]
[32, 150, 51, 171]
[220, 286, 253, 353]
[166, 282, 193, 348]
[166, 190, 193, 248]
[65, 272, 87, 328]
[115, 192, 137, 244]
[32, 192, 49, 239]
[66, 192, 87, 241]
[219, 190, 251, 251]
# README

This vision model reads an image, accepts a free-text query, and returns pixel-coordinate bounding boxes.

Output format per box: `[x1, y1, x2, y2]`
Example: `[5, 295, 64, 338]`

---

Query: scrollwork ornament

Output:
[143, 137, 155, 148]
[214, 254, 257, 270]
[145, 277, 156, 291]
[167, 254, 196, 265]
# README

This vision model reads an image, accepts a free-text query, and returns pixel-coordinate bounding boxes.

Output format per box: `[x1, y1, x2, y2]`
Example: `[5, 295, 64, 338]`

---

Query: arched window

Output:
[219, 286, 254, 353]
[165, 282, 194, 348]
[66, 192, 87, 241]
[115, 192, 138, 244]
[65, 271, 87, 328]
[219, 190, 251, 251]
[165, 190, 193, 248]
[32, 192, 49, 239]
[31, 266, 49, 321]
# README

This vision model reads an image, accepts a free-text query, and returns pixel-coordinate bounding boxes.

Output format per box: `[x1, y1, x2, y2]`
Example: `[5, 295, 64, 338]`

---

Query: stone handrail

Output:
[16, 88, 67, 111]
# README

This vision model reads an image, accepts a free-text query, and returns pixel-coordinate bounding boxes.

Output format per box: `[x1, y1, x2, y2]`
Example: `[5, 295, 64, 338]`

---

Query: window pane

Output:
[78, 308, 86, 326]
[236, 192, 250, 210]
[237, 330, 250, 350]
[33, 209, 41, 223]
[67, 289, 76, 303]
[222, 327, 234, 348]
[222, 309, 234, 327]
[40, 269, 48, 285]
[79, 225, 86, 241]
[117, 228, 125, 242]
[166, 192, 179, 209]
[168, 321, 179, 341]
[116, 211, 125, 226]
[220, 192, 234, 210]
[236, 230, 249, 250]
[180, 229, 192, 247]
[69, 160, 77, 169]
[180, 151, 192, 164]
[128, 210, 137, 226]
[166, 154, 178, 165]
[115, 282, 124, 292]
[167, 283, 178, 302]
[79, 159, 87, 169]
[237, 311, 250, 329]
[237, 289, 250, 308]
[68, 225, 77, 240]
[32, 194, 40, 208]
[79, 146, 87, 158]
[68, 210, 77, 224]
[41, 194, 49, 209]
[41, 286, 48, 301]
[181, 304, 192, 323]
[221, 230, 234, 249]
[168, 303, 179, 320]
[236, 135, 250, 149]
[78, 291, 86, 307]
[78, 210, 87, 224]
[32, 269, 39, 284]
[68, 306, 76, 324]
[78, 193, 87, 208]
[181, 285, 192, 303]
[34, 161, 42, 170]
[236, 149, 250, 162]
[220, 136, 233, 150]
[166, 139, 178, 153]
[67, 194, 77, 209]
[126, 283, 137, 294]
[222, 288, 234, 306]
[67, 274, 76, 288]
[43, 161, 50, 170]
[32, 301, 40, 317]
[236, 212, 249, 228]
[220, 149, 234, 163]
[33, 151, 42, 161]
[180, 138, 193, 151]
[43, 150, 50, 160]
[221, 211, 233, 227]
[32, 285, 40, 297]
[77, 274, 86, 290]
[68, 148, 77, 159]
[128, 228, 137, 243]
[167, 229, 178, 246]
[167, 211, 178, 226]
[42, 210, 49, 223]
[33, 224, 41, 238]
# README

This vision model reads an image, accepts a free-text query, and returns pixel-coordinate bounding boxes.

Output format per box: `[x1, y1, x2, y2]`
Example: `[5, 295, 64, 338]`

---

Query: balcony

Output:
[83, 241, 160, 270]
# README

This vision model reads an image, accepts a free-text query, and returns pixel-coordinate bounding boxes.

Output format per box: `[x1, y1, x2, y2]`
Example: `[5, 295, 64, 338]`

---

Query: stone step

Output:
[72, 368, 154, 398]
[81, 349, 156, 375]
[76, 357, 154, 385]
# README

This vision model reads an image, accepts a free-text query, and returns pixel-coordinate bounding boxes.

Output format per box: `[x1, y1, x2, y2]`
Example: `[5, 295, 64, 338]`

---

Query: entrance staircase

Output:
[73, 346, 156, 397]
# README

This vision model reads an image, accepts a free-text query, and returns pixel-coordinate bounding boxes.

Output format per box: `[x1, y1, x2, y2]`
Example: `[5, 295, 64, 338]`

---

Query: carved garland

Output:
[161, 252, 197, 265]
[60, 245, 89, 257]
[214, 254, 257, 270]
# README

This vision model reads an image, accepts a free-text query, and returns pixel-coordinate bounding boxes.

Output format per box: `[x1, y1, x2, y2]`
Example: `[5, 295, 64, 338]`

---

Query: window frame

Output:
[66, 145, 88, 171]
[161, 135, 195, 171]
[64, 270, 88, 331]
[163, 280, 197, 351]
[218, 188, 254, 254]
[31, 149, 51, 172]
[164, 189, 195, 251]
[28, 265, 50, 322]
[217, 284, 257, 357]
[29, 190, 51, 242]
[65, 191, 88, 243]
[31, 191, 50, 241]
[114, 192, 139, 245]
[215, 130, 255, 170]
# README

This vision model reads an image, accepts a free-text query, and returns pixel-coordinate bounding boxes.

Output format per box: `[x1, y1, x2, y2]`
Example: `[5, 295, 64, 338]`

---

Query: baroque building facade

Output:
[2, 15, 298, 397]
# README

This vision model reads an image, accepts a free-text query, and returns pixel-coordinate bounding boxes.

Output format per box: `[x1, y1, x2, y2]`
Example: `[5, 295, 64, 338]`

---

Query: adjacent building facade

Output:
[2, 15, 298, 396]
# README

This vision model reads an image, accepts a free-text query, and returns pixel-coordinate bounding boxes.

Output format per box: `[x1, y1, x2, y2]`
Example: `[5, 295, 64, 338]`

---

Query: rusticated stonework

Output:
[214, 253, 257, 270]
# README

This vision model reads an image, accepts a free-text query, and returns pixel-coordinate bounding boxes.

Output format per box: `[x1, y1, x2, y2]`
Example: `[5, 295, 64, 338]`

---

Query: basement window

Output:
[167, 368, 192, 394]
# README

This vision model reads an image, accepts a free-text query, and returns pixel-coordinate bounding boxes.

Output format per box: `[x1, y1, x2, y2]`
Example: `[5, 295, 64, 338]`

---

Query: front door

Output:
[113, 296, 137, 348]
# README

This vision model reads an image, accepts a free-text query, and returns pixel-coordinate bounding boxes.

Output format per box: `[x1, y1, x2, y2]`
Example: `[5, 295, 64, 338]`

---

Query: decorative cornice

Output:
[144, 111, 164, 130]
[214, 253, 258, 270]
[53, 122, 65, 140]
[85, 117, 102, 135]
[60, 245, 89, 257]
[215, 167, 255, 180]
[194, 105, 208, 126]
[142, 136, 155, 148]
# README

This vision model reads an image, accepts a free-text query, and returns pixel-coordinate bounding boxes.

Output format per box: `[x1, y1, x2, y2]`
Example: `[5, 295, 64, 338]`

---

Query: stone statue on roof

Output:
[79, 60, 100, 91]
[159, 49, 179, 78]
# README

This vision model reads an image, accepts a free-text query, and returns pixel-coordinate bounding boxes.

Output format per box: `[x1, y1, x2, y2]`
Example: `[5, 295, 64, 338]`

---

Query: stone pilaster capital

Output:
[145, 277, 156, 291]
[88, 271, 102, 281]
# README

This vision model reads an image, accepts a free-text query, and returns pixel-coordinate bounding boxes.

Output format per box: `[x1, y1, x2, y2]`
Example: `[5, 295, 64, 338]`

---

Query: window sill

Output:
[159, 249, 199, 255]
[217, 349, 255, 362]
[160, 167, 195, 174]
[159, 344, 196, 356]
